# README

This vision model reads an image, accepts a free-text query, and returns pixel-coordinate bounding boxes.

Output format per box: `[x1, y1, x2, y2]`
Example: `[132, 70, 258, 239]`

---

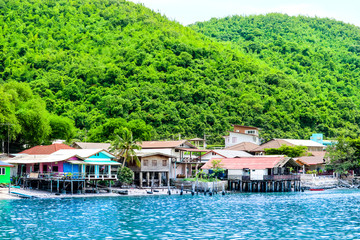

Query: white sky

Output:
[128, 0, 360, 26]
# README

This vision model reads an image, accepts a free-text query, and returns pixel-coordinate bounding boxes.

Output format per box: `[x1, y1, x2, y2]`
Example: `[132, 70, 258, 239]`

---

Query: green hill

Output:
[192, 13, 360, 139]
[1, 1, 358, 146]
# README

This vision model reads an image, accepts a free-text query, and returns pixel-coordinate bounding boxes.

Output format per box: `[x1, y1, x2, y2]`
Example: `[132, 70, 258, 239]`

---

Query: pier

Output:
[228, 175, 301, 192]
[21, 172, 117, 194]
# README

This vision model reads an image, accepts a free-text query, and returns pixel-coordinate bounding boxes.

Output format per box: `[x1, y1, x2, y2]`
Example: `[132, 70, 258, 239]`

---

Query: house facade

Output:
[201, 156, 301, 181]
[6, 149, 120, 180]
[129, 152, 174, 188]
[139, 140, 209, 179]
[223, 125, 261, 148]
[0, 161, 13, 184]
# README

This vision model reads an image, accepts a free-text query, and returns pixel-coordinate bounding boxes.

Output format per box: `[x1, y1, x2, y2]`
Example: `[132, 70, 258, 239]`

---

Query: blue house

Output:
[310, 133, 337, 147]
[53, 149, 121, 179]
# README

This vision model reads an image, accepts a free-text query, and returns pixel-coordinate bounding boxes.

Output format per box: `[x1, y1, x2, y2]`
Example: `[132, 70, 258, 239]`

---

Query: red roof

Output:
[201, 156, 288, 170]
[19, 144, 74, 155]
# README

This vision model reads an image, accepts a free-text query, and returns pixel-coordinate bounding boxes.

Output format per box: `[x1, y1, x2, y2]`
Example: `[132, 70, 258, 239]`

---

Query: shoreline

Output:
[0, 187, 190, 200]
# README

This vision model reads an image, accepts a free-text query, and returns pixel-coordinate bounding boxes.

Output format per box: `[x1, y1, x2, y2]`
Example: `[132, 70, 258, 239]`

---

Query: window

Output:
[246, 130, 256, 135]
[53, 166, 59, 172]
[143, 160, 148, 166]
[232, 137, 237, 143]
[0, 168, 5, 175]
[152, 160, 157, 167]
[162, 160, 167, 166]
[34, 164, 40, 172]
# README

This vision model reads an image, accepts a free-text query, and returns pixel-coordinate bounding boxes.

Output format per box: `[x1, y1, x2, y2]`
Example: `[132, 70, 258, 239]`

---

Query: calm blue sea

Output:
[1, 189, 360, 239]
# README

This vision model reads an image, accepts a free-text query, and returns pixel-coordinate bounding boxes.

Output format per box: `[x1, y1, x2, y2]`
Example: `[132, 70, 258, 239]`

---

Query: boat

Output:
[309, 188, 324, 191]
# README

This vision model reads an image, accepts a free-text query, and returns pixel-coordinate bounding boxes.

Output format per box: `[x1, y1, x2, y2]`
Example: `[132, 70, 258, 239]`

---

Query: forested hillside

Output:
[192, 14, 360, 139]
[1, 1, 359, 146]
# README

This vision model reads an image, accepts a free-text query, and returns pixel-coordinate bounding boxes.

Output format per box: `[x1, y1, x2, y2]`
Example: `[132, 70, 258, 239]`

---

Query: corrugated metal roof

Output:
[282, 139, 325, 147]
[5, 154, 83, 164]
[141, 140, 197, 149]
[202, 150, 251, 159]
[136, 152, 176, 158]
[52, 149, 115, 159]
[73, 142, 111, 150]
[201, 156, 299, 170]
[252, 139, 325, 152]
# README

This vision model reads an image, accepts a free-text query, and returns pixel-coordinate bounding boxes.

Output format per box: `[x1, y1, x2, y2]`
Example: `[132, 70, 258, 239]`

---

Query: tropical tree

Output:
[325, 137, 360, 174]
[110, 128, 142, 167]
[265, 145, 307, 158]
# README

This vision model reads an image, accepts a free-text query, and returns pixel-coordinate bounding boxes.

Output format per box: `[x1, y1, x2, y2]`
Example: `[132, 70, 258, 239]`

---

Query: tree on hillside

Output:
[265, 145, 307, 158]
[325, 138, 360, 174]
[110, 128, 142, 167]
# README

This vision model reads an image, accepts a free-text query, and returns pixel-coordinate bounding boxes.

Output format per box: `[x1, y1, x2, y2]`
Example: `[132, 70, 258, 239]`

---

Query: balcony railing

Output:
[25, 172, 118, 180]
[263, 175, 300, 181]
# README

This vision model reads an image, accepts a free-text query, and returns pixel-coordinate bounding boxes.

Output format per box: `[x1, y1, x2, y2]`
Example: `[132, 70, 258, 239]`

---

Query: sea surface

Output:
[1, 189, 360, 239]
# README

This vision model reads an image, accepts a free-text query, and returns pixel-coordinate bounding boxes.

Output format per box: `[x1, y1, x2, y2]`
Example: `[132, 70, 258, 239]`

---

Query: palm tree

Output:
[110, 128, 142, 167]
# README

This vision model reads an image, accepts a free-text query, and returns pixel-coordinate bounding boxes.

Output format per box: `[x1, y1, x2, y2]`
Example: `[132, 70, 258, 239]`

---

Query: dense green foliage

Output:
[192, 14, 360, 140]
[1, 0, 338, 144]
[264, 145, 307, 158]
[117, 166, 134, 186]
[3, 1, 360, 145]
[326, 138, 360, 173]
[0, 81, 75, 149]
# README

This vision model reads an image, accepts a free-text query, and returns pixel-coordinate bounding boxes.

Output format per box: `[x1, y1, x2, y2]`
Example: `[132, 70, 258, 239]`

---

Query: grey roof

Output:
[215, 150, 252, 158]
[0, 160, 14, 167]
[73, 142, 111, 150]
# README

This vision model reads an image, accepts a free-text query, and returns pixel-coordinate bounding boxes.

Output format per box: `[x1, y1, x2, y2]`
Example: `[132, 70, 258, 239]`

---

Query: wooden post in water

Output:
[139, 173, 143, 188]
[240, 180, 243, 192]
[50, 180, 53, 193]
[71, 180, 73, 195]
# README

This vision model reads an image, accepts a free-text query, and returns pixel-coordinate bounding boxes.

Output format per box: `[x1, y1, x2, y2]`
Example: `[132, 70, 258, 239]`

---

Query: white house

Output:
[223, 125, 261, 148]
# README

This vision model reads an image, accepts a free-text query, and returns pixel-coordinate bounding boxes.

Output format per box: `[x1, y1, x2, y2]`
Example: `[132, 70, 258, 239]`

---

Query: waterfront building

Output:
[201, 156, 302, 192]
[139, 140, 210, 179]
[129, 152, 176, 188]
[0, 161, 13, 184]
[223, 125, 261, 148]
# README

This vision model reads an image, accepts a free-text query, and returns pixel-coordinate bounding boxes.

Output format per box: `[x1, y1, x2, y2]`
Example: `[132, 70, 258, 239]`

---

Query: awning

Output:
[84, 160, 121, 165]
[67, 160, 86, 165]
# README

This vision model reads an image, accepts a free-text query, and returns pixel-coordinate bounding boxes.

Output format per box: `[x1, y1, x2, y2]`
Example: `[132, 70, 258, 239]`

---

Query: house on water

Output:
[139, 140, 210, 179]
[0, 161, 13, 184]
[201, 156, 302, 192]
[129, 152, 176, 188]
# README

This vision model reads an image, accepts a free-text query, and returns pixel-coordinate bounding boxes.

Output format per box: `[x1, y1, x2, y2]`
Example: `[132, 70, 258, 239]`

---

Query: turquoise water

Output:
[1, 190, 360, 239]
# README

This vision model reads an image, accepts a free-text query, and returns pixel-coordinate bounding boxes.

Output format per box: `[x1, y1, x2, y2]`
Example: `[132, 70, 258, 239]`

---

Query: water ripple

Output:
[1, 190, 360, 239]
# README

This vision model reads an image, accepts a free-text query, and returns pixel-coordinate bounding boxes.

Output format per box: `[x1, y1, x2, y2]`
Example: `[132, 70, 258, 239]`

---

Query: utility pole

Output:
[0, 123, 13, 156]
[203, 134, 210, 149]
